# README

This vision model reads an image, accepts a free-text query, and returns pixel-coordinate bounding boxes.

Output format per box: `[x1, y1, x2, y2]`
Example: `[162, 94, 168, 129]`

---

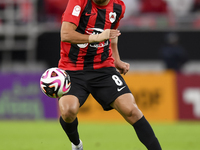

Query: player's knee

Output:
[124, 104, 143, 123]
[59, 95, 79, 123]
[61, 107, 78, 123]
[125, 105, 138, 117]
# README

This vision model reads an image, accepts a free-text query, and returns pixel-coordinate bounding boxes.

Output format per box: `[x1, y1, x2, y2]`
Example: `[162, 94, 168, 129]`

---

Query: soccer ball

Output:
[40, 67, 71, 98]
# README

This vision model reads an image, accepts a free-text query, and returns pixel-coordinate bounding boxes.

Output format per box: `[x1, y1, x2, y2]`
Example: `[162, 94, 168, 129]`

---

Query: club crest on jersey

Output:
[109, 12, 116, 23]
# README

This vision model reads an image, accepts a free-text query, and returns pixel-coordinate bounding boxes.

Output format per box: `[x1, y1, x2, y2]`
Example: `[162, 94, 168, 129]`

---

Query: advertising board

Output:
[78, 71, 178, 122]
[176, 74, 200, 120]
[0, 73, 58, 119]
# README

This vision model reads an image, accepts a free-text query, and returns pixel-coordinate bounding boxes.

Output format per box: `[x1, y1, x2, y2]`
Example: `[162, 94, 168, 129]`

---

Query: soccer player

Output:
[58, 0, 162, 150]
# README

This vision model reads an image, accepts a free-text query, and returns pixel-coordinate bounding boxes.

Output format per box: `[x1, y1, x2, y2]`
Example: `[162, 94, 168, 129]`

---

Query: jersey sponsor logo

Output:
[86, 28, 104, 33]
[88, 28, 108, 48]
[77, 28, 108, 48]
[90, 40, 109, 48]
[109, 12, 117, 23]
[85, 12, 96, 16]
[117, 86, 126, 92]
[72, 5, 81, 17]
[77, 43, 88, 48]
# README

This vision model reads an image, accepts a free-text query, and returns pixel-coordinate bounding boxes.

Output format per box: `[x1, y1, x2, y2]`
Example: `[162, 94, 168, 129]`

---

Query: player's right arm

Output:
[61, 22, 121, 44]
[61, 21, 89, 44]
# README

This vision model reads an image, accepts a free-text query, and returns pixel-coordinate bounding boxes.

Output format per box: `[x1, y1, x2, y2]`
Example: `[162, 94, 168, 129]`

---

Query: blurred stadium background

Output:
[1, 0, 200, 150]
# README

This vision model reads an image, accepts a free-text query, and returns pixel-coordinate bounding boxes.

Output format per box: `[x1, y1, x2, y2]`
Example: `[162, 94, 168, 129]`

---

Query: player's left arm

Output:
[111, 37, 130, 75]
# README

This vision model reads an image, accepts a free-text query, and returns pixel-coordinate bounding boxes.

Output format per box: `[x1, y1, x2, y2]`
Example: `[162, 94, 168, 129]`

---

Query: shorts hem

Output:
[103, 91, 131, 111]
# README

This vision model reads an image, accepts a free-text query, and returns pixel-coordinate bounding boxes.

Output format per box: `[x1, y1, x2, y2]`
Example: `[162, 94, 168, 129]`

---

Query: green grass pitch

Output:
[0, 121, 200, 150]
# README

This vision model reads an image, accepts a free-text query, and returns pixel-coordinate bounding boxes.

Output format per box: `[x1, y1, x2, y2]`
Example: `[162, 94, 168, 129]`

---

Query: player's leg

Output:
[59, 95, 81, 146]
[58, 70, 89, 149]
[110, 93, 162, 150]
[89, 67, 161, 149]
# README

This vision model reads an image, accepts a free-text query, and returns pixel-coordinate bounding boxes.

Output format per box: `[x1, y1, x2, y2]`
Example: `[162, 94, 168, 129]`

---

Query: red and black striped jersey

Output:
[58, 0, 125, 70]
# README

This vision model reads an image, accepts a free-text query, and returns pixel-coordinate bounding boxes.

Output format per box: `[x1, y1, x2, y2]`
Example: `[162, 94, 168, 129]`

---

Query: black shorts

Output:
[63, 67, 131, 111]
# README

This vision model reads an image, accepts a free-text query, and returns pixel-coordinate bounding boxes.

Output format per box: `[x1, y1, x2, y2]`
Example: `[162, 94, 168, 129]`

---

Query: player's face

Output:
[92, 0, 109, 5]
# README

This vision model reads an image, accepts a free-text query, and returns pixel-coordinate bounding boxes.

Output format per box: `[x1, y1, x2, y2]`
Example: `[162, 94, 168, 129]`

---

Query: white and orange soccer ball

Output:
[40, 67, 71, 98]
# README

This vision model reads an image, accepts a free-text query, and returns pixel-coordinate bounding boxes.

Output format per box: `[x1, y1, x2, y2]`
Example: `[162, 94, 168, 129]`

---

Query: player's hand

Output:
[114, 60, 130, 75]
[109, 29, 121, 39]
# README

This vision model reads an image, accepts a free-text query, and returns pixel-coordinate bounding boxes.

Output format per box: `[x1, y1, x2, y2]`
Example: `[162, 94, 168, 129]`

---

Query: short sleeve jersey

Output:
[58, 0, 125, 71]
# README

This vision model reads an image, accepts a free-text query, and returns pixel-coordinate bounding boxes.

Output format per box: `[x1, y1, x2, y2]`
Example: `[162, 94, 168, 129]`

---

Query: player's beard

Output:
[92, 0, 109, 5]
